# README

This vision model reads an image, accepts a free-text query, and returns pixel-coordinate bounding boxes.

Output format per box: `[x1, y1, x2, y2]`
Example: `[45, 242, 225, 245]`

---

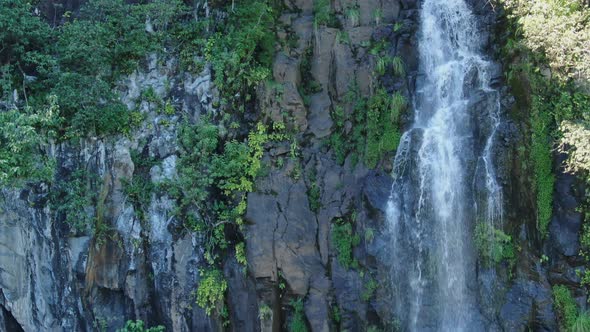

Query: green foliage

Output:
[51, 170, 97, 233]
[365, 227, 375, 243]
[501, 0, 590, 84]
[332, 217, 361, 269]
[123, 169, 154, 223]
[362, 278, 378, 301]
[52, 73, 130, 137]
[500, 0, 590, 239]
[195, 268, 228, 316]
[0, 97, 57, 186]
[308, 181, 321, 213]
[0, 0, 189, 142]
[0, 0, 55, 100]
[530, 95, 555, 237]
[346, 6, 360, 27]
[328, 83, 405, 168]
[365, 89, 405, 168]
[259, 304, 272, 321]
[474, 222, 516, 267]
[573, 313, 590, 332]
[205, 1, 276, 110]
[235, 242, 247, 266]
[313, 0, 338, 28]
[175, 121, 270, 264]
[332, 305, 341, 323]
[553, 285, 579, 331]
[375, 56, 405, 77]
[117, 320, 164, 332]
[288, 298, 308, 332]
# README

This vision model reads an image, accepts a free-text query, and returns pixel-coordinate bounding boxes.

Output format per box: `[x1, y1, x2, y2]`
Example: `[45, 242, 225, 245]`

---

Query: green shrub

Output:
[553, 285, 579, 331]
[51, 170, 97, 233]
[205, 1, 276, 110]
[530, 96, 555, 238]
[52, 73, 129, 137]
[308, 181, 321, 213]
[288, 298, 308, 332]
[175, 121, 270, 264]
[235, 242, 247, 266]
[0, 0, 55, 99]
[474, 222, 515, 267]
[362, 278, 378, 301]
[117, 320, 164, 332]
[500, 0, 590, 240]
[332, 218, 361, 269]
[0, 97, 58, 186]
[195, 268, 228, 316]
[258, 304, 272, 321]
[314, 0, 338, 28]
[329, 84, 405, 168]
[365, 89, 405, 168]
[573, 312, 590, 332]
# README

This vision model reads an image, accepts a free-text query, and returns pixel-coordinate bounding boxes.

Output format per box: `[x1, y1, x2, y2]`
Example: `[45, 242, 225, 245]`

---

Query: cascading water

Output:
[386, 0, 503, 330]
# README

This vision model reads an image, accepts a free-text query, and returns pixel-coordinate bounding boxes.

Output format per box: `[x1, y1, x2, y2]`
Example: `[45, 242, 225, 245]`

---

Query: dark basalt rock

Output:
[363, 172, 393, 214]
[499, 278, 557, 332]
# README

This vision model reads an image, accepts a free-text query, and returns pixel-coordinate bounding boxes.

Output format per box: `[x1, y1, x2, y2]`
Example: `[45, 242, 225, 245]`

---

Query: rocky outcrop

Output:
[0, 55, 223, 331]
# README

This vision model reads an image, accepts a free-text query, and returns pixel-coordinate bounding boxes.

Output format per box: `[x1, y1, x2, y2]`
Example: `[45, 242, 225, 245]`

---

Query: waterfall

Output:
[386, 0, 503, 330]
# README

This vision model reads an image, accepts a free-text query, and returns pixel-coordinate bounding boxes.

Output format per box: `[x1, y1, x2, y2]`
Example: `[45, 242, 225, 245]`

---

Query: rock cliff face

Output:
[0, 0, 585, 331]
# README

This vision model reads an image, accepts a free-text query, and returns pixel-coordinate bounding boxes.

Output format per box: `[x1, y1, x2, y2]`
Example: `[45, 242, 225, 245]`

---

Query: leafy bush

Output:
[51, 170, 97, 233]
[117, 320, 164, 332]
[0, 0, 55, 99]
[365, 89, 405, 168]
[328, 84, 405, 168]
[501, 0, 590, 85]
[553, 285, 579, 331]
[314, 0, 338, 28]
[205, 1, 276, 110]
[174, 121, 270, 263]
[474, 222, 515, 267]
[307, 181, 321, 213]
[530, 95, 555, 237]
[362, 278, 378, 301]
[258, 304, 272, 321]
[332, 218, 361, 269]
[51, 73, 129, 137]
[0, 97, 58, 186]
[499, 0, 590, 238]
[195, 268, 228, 316]
[288, 298, 308, 332]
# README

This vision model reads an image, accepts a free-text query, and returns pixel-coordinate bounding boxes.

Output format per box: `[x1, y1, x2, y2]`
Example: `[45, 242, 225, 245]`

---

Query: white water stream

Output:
[386, 0, 503, 330]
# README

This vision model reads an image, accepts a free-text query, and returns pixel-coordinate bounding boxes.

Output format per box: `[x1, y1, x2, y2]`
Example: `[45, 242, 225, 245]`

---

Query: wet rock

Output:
[499, 278, 557, 332]
[308, 92, 333, 138]
[363, 172, 393, 214]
